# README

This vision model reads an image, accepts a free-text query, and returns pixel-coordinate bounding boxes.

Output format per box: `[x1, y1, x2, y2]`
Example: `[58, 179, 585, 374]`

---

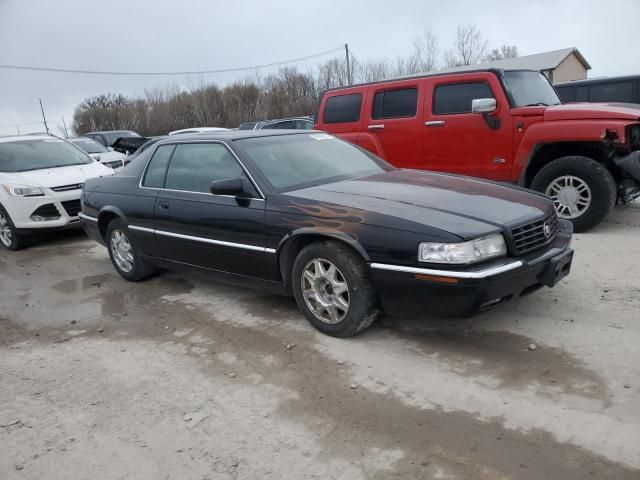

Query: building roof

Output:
[444, 47, 591, 74]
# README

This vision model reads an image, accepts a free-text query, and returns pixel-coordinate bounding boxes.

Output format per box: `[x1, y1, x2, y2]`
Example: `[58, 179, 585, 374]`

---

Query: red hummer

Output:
[315, 69, 640, 232]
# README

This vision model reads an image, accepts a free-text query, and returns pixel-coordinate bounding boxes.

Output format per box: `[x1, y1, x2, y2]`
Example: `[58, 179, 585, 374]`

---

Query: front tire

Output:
[530, 156, 616, 232]
[0, 204, 25, 251]
[106, 219, 156, 281]
[292, 240, 380, 338]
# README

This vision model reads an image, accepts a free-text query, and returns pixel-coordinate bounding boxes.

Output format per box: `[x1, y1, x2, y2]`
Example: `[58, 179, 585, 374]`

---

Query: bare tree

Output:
[484, 45, 519, 62]
[411, 28, 439, 72]
[448, 24, 488, 66]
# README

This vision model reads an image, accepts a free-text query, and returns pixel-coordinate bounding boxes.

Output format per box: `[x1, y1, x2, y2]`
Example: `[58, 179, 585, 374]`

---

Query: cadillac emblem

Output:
[543, 222, 551, 239]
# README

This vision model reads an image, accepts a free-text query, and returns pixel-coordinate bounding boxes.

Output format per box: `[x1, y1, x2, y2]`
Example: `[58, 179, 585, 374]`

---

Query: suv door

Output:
[363, 84, 423, 169]
[152, 141, 269, 279]
[423, 73, 514, 180]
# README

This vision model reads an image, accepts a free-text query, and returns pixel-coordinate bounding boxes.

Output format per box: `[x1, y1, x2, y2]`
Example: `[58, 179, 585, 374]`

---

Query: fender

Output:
[354, 132, 386, 159]
[275, 227, 371, 291]
[96, 205, 128, 241]
[512, 119, 631, 183]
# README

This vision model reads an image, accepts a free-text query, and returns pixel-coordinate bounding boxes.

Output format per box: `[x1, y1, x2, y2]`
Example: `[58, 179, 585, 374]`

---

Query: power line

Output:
[0, 46, 344, 76]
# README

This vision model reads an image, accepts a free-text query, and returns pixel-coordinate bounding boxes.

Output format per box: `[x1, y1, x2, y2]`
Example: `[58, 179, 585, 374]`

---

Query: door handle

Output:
[368, 124, 385, 130]
[158, 202, 170, 210]
[425, 121, 445, 127]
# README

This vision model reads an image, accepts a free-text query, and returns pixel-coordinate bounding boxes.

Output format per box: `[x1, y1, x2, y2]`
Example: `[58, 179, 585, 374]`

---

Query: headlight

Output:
[2, 184, 45, 197]
[418, 234, 507, 264]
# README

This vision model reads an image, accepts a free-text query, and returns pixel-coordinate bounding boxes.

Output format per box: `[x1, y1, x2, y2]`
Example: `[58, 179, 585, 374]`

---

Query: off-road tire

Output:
[106, 218, 156, 281]
[530, 156, 616, 232]
[292, 240, 380, 338]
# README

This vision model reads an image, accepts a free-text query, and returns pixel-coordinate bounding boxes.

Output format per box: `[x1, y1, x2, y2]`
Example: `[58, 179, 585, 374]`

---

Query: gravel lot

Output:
[1, 202, 639, 480]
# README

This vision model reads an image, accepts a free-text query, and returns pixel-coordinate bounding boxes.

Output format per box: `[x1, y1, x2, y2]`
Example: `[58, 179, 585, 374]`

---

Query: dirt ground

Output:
[1, 203, 639, 480]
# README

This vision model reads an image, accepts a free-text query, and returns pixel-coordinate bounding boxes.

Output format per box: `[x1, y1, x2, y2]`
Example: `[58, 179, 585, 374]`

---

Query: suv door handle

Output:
[368, 124, 385, 130]
[425, 121, 445, 127]
[158, 202, 170, 210]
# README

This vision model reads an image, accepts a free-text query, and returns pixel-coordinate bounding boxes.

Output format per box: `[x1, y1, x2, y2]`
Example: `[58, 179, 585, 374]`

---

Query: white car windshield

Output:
[0, 138, 93, 172]
[70, 138, 109, 154]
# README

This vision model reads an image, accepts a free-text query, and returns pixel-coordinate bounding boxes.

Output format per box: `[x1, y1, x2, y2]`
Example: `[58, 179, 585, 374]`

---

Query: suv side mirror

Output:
[210, 178, 244, 196]
[471, 98, 497, 114]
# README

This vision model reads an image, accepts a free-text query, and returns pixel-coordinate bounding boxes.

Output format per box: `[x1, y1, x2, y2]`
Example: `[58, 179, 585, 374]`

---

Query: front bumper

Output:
[4, 190, 83, 231]
[370, 220, 574, 318]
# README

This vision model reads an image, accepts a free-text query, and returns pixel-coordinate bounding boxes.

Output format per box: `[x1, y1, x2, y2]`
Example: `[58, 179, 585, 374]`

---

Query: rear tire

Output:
[530, 156, 616, 232]
[0, 204, 25, 251]
[292, 240, 380, 338]
[106, 219, 156, 281]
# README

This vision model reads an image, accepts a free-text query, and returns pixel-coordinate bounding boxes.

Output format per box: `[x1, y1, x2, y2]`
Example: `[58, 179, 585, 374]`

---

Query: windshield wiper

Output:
[524, 102, 549, 107]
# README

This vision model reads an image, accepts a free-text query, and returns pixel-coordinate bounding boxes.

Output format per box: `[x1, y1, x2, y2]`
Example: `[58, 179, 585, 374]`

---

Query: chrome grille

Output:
[103, 160, 124, 169]
[51, 183, 83, 192]
[511, 213, 558, 255]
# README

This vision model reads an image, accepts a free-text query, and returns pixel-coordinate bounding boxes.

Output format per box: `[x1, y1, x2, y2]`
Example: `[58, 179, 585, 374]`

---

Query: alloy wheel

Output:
[110, 230, 134, 273]
[0, 211, 13, 247]
[546, 175, 592, 219]
[301, 258, 350, 324]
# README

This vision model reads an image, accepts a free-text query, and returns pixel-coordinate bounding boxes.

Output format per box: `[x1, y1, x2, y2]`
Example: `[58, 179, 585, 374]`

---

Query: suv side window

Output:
[589, 82, 633, 102]
[164, 143, 245, 194]
[433, 82, 494, 115]
[323, 93, 363, 124]
[372, 88, 418, 119]
[142, 144, 174, 187]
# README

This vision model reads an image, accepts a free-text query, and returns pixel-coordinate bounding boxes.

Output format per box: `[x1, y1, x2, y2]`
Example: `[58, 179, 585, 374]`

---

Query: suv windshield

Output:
[70, 138, 109, 154]
[234, 133, 393, 192]
[0, 138, 93, 172]
[502, 71, 561, 107]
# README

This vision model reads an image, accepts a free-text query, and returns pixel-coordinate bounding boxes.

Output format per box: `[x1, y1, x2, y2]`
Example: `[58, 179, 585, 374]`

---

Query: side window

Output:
[296, 120, 314, 130]
[433, 82, 494, 115]
[164, 143, 245, 194]
[588, 82, 633, 102]
[323, 93, 363, 124]
[372, 88, 418, 119]
[576, 86, 589, 102]
[263, 120, 296, 130]
[555, 86, 575, 103]
[142, 144, 174, 187]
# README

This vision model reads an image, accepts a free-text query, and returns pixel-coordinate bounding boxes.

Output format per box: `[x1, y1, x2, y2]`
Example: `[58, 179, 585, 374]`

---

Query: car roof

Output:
[0, 133, 58, 144]
[155, 129, 322, 145]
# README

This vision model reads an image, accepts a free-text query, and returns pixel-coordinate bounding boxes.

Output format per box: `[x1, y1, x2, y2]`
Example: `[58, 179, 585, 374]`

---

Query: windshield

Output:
[70, 138, 109, 154]
[103, 131, 139, 146]
[234, 133, 393, 192]
[502, 71, 561, 107]
[0, 138, 93, 172]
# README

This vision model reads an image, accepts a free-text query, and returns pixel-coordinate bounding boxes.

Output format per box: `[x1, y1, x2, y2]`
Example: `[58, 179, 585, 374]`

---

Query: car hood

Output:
[542, 102, 640, 121]
[282, 170, 553, 239]
[1, 162, 113, 189]
[89, 151, 125, 163]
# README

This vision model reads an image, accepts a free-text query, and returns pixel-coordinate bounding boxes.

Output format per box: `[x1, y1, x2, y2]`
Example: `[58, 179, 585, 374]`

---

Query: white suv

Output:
[0, 134, 113, 250]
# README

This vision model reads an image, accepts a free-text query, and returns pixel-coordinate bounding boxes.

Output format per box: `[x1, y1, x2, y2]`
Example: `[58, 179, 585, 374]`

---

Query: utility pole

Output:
[345, 43, 351, 86]
[16, 125, 20, 135]
[39, 98, 49, 134]
[61, 115, 69, 138]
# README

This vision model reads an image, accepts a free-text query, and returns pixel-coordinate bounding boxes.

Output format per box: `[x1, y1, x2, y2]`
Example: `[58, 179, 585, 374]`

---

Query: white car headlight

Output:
[2, 184, 45, 197]
[418, 234, 507, 264]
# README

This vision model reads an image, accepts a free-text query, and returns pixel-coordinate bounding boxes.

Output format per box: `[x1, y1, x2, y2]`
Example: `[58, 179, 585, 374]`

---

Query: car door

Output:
[363, 83, 423, 169]
[422, 74, 514, 180]
[153, 141, 269, 279]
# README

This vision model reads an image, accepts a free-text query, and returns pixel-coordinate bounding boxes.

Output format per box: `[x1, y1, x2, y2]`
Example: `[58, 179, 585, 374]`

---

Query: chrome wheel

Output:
[546, 175, 592, 219]
[301, 258, 350, 324]
[0, 211, 12, 247]
[110, 230, 134, 273]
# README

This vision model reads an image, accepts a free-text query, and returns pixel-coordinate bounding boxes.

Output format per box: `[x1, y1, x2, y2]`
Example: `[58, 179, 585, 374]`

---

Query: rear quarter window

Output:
[323, 93, 363, 124]
[142, 144, 174, 187]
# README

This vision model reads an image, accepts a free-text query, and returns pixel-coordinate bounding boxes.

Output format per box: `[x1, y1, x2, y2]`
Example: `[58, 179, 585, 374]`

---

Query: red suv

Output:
[315, 69, 640, 232]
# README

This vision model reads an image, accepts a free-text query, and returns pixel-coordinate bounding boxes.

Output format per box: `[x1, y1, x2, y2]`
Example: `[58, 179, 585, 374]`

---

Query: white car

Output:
[0, 134, 114, 250]
[168, 127, 228, 135]
[69, 137, 127, 171]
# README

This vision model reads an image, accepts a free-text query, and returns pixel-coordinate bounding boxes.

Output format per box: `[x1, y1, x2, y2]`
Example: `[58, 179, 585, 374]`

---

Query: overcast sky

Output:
[1, 0, 638, 135]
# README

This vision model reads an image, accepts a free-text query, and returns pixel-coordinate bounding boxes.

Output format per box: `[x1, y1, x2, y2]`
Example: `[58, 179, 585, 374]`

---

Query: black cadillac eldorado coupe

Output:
[80, 130, 573, 337]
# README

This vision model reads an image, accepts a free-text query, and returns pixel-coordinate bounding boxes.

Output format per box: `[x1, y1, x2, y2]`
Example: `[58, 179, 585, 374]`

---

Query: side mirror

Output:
[107, 147, 115, 152]
[471, 98, 497, 114]
[210, 178, 244, 196]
